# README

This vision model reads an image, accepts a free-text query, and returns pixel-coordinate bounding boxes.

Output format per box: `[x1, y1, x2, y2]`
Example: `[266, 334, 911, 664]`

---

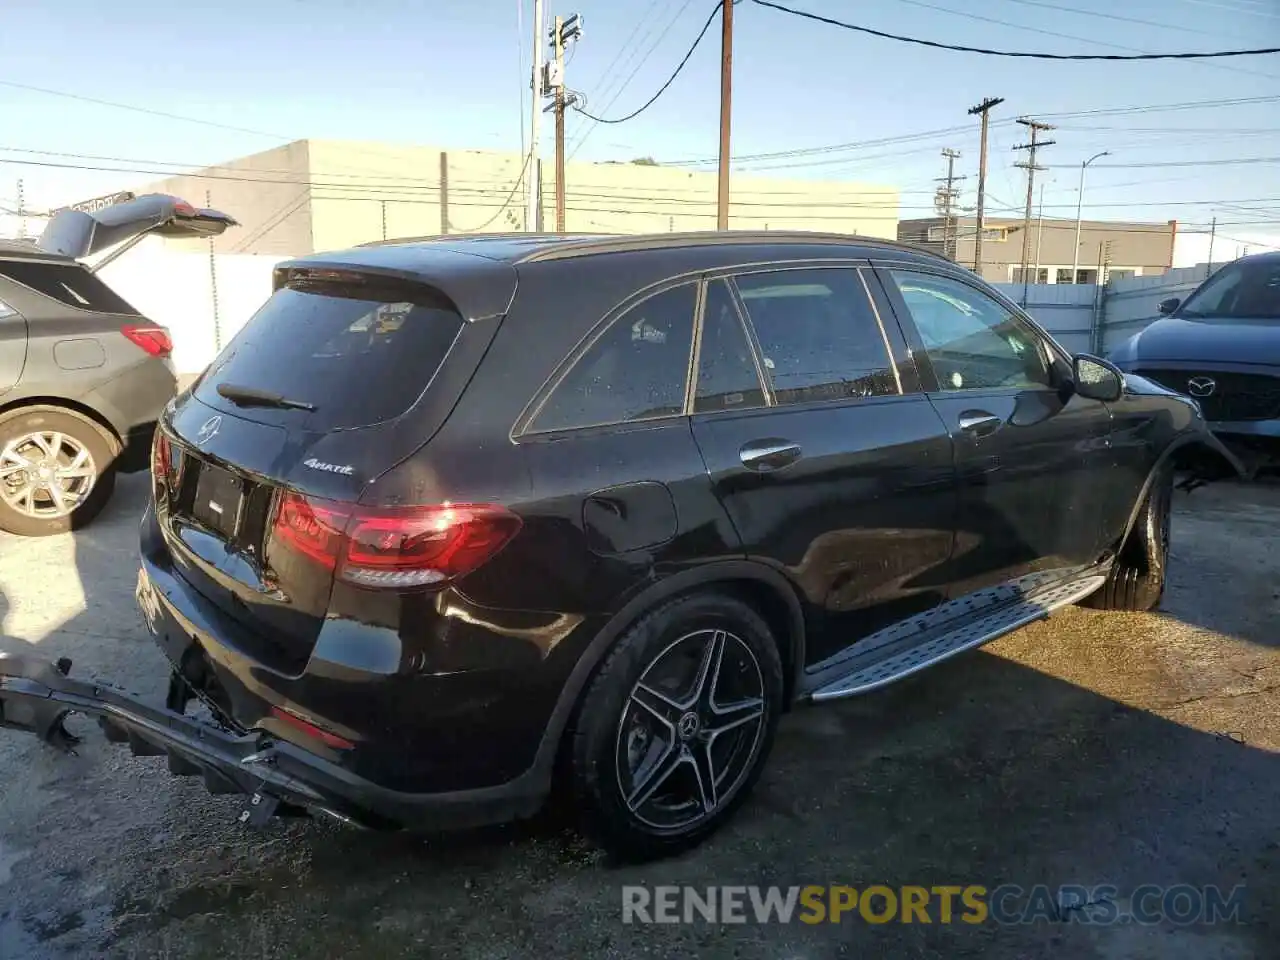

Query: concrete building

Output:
[898, 215, 1177, 284]
[140, 140, 900, 257]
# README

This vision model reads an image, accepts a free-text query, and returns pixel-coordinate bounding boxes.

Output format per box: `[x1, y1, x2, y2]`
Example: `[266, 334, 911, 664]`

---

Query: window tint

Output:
[886, 270, 1052, 392]
[531, 284, 696, 432]
[734, 268, 898, 406]
[0, 261, 139, 315]
[694, 280, 765, 413]
[196, 278, 463, 430]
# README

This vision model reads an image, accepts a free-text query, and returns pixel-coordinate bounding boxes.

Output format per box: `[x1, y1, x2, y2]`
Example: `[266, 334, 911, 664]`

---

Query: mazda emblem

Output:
[196, 415, 222, 445]
[1186, 377, 1216, 398]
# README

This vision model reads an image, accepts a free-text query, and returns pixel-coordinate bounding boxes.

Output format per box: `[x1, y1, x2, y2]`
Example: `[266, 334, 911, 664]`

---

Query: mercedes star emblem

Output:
[196, 415, 222, 445]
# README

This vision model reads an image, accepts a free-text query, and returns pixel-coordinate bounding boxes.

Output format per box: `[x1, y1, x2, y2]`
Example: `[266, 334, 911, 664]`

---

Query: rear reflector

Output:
[269, 705, 354, 750]
[122, 323, 173, 358]
[151, 430, 171, 486]
[272, 493, 522, 589]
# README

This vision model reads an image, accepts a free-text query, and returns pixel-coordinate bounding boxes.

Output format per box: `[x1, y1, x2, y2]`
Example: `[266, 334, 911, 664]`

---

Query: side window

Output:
[530, 284, 696, 432]
[733, 268, 899, 406]
[694, 280, 765, 413]
[885, 270, 1052, 392]
[0, 261, 139, 315]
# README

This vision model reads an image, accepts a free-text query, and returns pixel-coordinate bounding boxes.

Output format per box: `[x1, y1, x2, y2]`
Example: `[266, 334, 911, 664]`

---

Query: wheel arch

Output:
[529, 559, 808, 794]
[0, 396, 124, 456]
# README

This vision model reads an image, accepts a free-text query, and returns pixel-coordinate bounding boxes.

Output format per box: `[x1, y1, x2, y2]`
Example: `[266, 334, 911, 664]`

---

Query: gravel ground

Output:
[1, 473, 1277, 959]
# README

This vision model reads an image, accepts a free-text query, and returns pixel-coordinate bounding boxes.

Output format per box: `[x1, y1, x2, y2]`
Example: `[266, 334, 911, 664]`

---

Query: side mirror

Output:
[1073, 354, 1124, 403]
[1158, 297, 1180, 315]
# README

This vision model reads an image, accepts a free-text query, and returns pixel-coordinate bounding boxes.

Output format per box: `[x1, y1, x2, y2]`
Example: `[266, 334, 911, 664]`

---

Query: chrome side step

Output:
[809, 575, 1107, 703]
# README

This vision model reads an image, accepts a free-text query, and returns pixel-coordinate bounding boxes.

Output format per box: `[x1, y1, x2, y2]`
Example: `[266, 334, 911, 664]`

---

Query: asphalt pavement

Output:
[1, 473, 1277, 959]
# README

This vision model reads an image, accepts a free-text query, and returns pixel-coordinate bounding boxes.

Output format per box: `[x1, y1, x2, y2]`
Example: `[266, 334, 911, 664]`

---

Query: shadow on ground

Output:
[0, 477, 1277, 959]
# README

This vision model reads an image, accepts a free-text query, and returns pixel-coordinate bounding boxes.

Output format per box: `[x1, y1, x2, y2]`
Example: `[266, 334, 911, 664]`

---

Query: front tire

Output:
[568, 592, 784, 862]
[0, 407, 118, 537]
[1083, 462, 1173, 612]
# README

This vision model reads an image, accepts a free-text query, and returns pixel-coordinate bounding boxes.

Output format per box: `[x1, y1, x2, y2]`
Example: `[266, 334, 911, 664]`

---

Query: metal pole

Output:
[527, 0, 544, 233]
[1034, 183, 1045, 280]
[440, 152, 449, 234]
[380, 201, 387, 241]
[206, 189, 221, 352]
[716, 0, 733, 231]
[1071, 151, 1109, 283]
[1207, 216, 1217, 275]
[968, 97, 1003, 276]
[554, 15, 566, 232]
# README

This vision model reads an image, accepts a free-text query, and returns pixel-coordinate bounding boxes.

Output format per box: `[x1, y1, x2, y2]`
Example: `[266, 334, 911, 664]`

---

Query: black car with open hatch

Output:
[0, 231, 1243, 861]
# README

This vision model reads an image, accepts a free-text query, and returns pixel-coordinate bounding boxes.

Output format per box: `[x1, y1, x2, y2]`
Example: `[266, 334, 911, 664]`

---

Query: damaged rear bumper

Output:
[0, 652, 542, 832]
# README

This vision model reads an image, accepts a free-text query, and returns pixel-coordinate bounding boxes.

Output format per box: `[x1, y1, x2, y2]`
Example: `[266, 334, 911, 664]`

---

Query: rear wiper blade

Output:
[216, 382, 316, 411]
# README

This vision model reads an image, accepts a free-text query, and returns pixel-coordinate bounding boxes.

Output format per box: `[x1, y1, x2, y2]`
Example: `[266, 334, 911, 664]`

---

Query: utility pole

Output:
[527, 0, 545, 233]
[1071, 151, 1110, 283]
[717, 0, 734, 230]
[440, 152, 450, 234]
[15, 179, 26, 240]
[967, 96, 1004, 277]
[1033, 182, 1046, 279]
[1208, 216, 1218, 276]
[549, 13, 581, 232]
[935, 149, 965, 261]
[1013, 117, 1055, 297]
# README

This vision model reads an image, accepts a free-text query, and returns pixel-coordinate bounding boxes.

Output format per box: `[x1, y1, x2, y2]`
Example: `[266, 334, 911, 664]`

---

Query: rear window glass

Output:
[530, 284, 697, 433]
[197, 279, 464, 430]
[0, 261, 139, 315]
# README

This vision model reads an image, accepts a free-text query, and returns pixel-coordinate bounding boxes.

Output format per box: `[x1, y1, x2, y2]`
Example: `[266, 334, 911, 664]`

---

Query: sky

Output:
[1, 0, 1279, 251]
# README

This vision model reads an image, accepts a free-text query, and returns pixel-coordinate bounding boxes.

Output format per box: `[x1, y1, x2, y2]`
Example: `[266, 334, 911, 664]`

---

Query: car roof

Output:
[357, 231, 941, 266]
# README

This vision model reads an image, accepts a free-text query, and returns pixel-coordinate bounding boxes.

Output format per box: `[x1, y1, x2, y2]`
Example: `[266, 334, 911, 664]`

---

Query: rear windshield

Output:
[0, 260, 140, 315]
[196, 276, 464, 429]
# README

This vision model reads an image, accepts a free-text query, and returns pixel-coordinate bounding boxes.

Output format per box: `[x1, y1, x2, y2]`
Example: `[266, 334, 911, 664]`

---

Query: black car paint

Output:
[127, 233, 1230, 826]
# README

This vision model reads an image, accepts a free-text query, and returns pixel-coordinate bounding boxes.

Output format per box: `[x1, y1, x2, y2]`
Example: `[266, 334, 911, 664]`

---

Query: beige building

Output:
[142, 140, 900, 256]
[898, 215, 1178, 284]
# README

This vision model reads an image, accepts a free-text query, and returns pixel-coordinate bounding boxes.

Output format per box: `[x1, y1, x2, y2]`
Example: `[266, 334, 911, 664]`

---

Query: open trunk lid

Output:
[38, 193, 238, 262]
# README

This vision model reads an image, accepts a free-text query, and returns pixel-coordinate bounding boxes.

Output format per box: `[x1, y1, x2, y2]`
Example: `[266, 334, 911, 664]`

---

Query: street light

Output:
[1071, 151, 1110, 283]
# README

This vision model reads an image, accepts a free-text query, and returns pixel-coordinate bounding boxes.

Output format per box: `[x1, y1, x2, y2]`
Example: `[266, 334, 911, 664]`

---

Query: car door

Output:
[874, 264, 1116, 597]
[0, 293, 26, 395]
[688, 265, 957, 669]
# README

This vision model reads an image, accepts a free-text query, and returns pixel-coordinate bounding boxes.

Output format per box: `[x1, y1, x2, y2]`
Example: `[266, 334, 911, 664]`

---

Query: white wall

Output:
[94, 238, 282, 374]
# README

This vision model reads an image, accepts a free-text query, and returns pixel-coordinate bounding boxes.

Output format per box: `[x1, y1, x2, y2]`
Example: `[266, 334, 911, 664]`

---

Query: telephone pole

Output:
[527, 0, 545, 232]
[936, 149, 965, 262]
[967, 96, 1003, 276]
[717, 0, 734, 230]
[1013, 117, 1055, 292]
[549, 13, 582, 232]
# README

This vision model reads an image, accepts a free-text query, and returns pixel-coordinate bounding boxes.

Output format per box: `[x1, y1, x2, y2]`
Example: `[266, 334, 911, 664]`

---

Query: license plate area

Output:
[190, 463, 244, 539]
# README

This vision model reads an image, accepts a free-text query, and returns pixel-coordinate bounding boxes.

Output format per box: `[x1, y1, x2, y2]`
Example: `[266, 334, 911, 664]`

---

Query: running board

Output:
[809, 574, 1108, 703]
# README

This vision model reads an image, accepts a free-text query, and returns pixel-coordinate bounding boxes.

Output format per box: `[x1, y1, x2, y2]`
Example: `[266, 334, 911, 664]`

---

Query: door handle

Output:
[739, 440, 802, 471]
[957, 411, 1003, 438]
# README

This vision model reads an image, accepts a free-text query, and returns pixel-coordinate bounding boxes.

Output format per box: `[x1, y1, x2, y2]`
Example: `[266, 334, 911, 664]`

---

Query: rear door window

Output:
[197, 276, 464, 430]
[733, 268, 900, 405]
[0, 261, 139, 315]
[529, 284, 697, 433]
[694, 280, 766, 413]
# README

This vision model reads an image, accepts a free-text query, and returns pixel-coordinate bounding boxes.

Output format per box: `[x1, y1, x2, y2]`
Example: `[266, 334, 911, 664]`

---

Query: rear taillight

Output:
[122, 323, 173, 358]
[272, 493, 522, 589]
[151, 431, 171, 485]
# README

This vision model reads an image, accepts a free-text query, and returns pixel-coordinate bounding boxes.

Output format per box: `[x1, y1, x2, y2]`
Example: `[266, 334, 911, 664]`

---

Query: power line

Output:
[749, 0, 1280, 60]
[993, 0, 1261, 40]
[571, 0, 723, 124]
[1037, 94, 1280, 119]
[1049, 156, 1280, 169]
[449, 153, 531, 232]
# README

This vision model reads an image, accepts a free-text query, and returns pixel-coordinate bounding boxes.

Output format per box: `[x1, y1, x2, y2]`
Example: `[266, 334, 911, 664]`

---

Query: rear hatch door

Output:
[157, 255, 515, 675]
[38, 193, 238, 262]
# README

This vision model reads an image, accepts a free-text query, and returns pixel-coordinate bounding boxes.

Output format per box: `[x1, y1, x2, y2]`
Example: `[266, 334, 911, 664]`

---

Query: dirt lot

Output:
[1, 474, 1277, 959]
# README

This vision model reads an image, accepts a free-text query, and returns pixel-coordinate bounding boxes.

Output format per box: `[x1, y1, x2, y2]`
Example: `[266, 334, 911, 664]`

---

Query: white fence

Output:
[92, 243, 1220, 374]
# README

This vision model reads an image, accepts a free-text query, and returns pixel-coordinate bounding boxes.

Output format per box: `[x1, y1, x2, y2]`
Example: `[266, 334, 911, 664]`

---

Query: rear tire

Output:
[0, 407, 118, 537]
[1082, 462, 1173, 612]
[568, 592, 784, 862]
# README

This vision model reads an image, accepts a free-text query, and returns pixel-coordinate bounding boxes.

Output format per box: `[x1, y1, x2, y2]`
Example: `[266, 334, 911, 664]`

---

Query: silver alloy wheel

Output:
[0, 431, 97, 519]
[615, 628, 767, 832]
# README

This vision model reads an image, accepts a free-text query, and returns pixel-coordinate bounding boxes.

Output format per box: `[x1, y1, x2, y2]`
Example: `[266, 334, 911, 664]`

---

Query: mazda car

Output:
[0, 231, 1242, 861]
[1110, 251, 1280, 473]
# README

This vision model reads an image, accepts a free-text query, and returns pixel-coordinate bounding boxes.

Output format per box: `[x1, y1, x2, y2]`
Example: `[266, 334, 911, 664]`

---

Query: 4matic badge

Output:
[303, 458, 355, 476]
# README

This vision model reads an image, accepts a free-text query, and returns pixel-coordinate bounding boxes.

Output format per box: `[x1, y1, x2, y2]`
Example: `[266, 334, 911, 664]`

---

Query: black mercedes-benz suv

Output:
[0, 232, 1243, 860]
